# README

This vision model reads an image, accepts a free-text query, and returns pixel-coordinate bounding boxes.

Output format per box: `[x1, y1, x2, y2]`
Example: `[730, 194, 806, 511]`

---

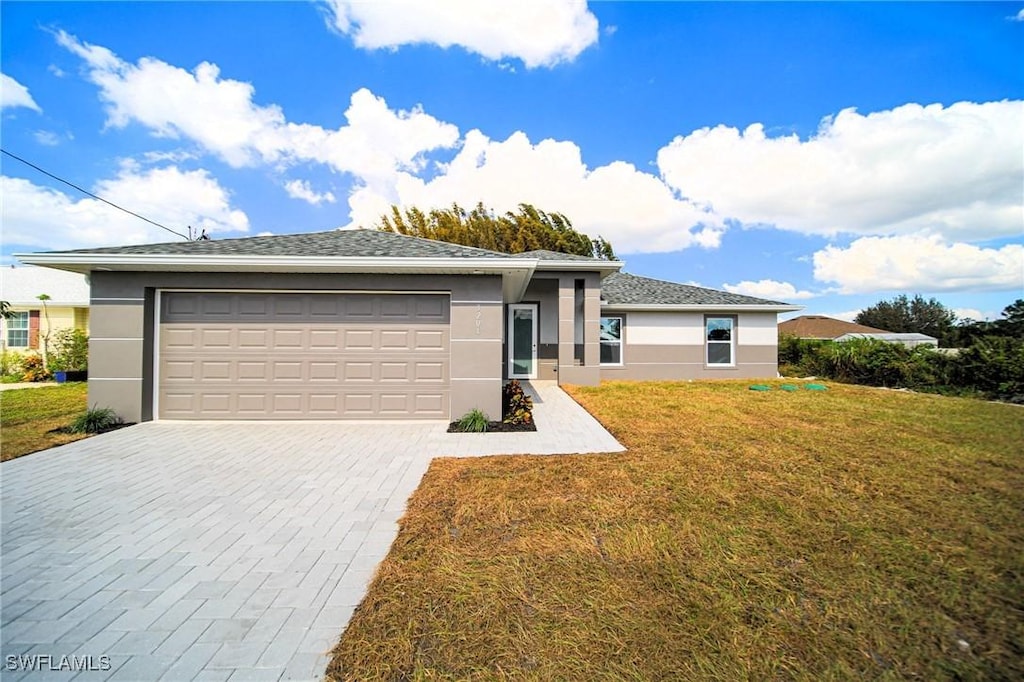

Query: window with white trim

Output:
[706, 316, 734, 366]
[600, 316, 623, 365]
[5, 311, 29, 348]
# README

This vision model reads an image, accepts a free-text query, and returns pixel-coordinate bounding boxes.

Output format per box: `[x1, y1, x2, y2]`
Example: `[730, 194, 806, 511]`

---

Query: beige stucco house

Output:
[0, 266, 90, 352]
[19, 230, 799, 422]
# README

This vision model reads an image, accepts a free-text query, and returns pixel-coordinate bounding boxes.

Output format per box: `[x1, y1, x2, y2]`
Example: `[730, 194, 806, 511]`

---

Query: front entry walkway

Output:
[1, 383, 623, 681]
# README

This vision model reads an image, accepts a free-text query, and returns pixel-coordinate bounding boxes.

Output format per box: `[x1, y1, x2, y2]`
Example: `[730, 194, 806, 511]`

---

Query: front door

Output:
[508, 303, 537, 379]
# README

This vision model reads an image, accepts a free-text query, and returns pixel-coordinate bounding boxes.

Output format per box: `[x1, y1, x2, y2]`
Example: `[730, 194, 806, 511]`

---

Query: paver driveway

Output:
[1, 383, 623, 681]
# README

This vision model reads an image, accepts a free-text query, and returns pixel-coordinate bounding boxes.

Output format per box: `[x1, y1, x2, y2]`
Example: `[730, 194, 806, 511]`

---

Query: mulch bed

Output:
[447, 421, 536, 433]
[48, 423, 136, 436]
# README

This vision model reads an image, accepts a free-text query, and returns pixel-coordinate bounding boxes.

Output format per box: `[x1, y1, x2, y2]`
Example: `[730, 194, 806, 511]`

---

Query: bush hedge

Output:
[779, 334, 1024, 403]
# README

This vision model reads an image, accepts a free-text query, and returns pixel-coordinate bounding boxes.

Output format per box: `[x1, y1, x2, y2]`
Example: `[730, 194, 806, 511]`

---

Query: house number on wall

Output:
[475, 305, 482, 335]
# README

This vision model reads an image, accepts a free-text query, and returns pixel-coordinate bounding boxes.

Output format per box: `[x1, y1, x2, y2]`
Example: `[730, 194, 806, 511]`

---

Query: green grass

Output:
[0, 383, 89, 461]
[328, 380, 1024, 681]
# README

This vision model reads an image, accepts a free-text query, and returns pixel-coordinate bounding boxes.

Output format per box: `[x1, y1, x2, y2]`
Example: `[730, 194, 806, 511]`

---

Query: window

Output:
[600, 316, 623, 365]
[5, 311, 29, 348]
[706, 316, 734, 366]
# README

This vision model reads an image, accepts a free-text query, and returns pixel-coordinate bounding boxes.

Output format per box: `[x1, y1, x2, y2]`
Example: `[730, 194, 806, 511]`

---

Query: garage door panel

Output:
[380, 330, 409, 349]
[238, 362, 268, 380]
[163, 360, 195, 380]
[414, 362, 445, 381]
[272, 394, 303, 414]
[238, 329, 269, 349]
[413, 393, 446, 415]
[272, 362, 303, 380]
[163, 328, 197, 349]
[309, 329, 340, 349]
[309, 362, 339, 381]
[237, 394, 267, 414]
[199, 393, 231, 413]
[272, 329, 304, 348]
[200, 361, 231, 380]
[159, 292, 450, 419]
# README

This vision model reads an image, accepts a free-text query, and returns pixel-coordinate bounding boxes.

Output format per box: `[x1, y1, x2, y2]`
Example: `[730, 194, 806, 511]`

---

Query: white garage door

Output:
[158, 292, 450, 419]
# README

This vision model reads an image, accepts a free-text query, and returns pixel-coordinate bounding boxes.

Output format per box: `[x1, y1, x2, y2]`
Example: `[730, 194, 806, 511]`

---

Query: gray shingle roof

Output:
[512, 249, 605, 262]
[601, 272, 787, 306]
[44, 229, 514, 259]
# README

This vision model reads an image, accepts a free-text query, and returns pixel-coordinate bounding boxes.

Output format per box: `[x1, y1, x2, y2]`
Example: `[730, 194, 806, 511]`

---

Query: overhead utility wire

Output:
[1, 148, 190, 240]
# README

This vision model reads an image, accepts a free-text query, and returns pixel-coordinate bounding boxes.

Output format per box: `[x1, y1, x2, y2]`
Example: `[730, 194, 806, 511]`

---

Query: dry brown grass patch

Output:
[328, 380, 1023, 680]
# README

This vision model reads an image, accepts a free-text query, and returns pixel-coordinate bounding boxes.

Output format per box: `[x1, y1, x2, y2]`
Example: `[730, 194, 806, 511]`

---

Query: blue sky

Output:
[2, 1, 1021, 321]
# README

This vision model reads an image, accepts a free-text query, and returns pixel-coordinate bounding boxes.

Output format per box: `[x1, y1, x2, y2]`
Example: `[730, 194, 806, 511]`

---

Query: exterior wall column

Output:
[88, 272, 147, 423]
[449, 276, 503, 420]
[556, 273, 600, 386]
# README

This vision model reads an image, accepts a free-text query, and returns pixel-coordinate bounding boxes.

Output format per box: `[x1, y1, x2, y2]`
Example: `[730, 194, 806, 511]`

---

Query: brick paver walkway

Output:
[1, 382, 623, 681]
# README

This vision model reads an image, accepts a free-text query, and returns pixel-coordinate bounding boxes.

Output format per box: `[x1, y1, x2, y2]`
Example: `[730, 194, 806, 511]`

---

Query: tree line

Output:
[784, 296, 1024, 403]
[374, 202, 617, 260]
[855, 294, 1023, 347]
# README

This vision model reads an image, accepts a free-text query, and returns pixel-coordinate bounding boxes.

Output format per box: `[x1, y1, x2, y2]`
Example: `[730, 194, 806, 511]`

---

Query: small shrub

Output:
[69, 406, 123, 434]
[50, 328, 89, 372]
[1, 349, 25, 378]
[502, 379, 534, 425]
[455, 409, 490, 433]
[21, 354, 52, 382]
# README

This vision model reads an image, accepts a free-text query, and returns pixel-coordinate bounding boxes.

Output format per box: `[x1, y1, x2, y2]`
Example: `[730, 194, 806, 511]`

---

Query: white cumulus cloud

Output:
[33, 130, 61, 146]
[722, 279, 817, 301]
[322, 0, 600, 68]
[284, 179, 336, 205]
[953, 308, 987, 322]
[812, 234, 1024, 294]
[2, 166, 249, 250]
[56, 31, 459, 178]
[347, 129, 725, 253]
[1, 73, 42, 112]
[657, 100, 1024, 243]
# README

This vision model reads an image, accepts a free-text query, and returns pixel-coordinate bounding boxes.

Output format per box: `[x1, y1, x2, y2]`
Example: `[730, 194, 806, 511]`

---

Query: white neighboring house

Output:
[835, 332, 939, 348]
[0, 266, 90, 352]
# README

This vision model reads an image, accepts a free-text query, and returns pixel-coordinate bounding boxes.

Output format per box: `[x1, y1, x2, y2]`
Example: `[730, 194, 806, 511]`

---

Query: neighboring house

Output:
[18, 230, 800, 422]
[834, 332, 938, 348]
[0, 266, 90, 352]
[778, 315, 889, 340]
[779, 315, 939, 348]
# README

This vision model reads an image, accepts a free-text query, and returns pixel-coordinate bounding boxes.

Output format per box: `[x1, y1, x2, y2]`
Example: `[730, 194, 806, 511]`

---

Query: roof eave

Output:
[16, 253, 540, 304]
[533, 260, 624, 275]
[601, 303, 805, 313]
[15, 253, 538, 275]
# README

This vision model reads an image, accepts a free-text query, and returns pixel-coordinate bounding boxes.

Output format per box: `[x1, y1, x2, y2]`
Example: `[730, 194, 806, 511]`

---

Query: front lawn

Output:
[328, 381, 1024, 680]
[1, 383, 89, 461]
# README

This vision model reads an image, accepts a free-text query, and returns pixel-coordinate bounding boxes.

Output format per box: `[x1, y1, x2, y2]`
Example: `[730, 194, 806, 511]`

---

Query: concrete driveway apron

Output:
[1, 382, 623, 680]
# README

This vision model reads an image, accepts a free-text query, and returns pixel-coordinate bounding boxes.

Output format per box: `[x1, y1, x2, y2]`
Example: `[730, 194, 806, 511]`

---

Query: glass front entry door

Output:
[508, 303, 538, 379]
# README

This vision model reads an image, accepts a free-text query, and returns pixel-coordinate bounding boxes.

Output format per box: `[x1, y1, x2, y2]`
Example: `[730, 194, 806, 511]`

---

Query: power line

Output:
[1, 148, 190, 240]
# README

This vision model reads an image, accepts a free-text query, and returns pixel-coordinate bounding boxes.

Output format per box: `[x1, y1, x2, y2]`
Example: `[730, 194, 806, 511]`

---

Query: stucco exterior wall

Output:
[88, 271, 503, 422]
[600, 310, 780, 381]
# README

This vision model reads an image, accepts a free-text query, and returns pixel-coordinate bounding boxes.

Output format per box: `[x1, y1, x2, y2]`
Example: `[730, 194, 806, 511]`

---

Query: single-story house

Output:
[778, 315, 889, 340]
[0, 266, 90, 351]
[18, 230, 800, 422]
[779, 315, 938, 348]
[834, 332, 938, 348]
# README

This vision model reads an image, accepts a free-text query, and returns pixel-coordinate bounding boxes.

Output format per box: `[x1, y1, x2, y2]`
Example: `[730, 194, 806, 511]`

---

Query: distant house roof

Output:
[601, 272, 796, 309]
[0, 266, 90, 307]
[779, 315, 889, 339]
[835, 332, 938, 344]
